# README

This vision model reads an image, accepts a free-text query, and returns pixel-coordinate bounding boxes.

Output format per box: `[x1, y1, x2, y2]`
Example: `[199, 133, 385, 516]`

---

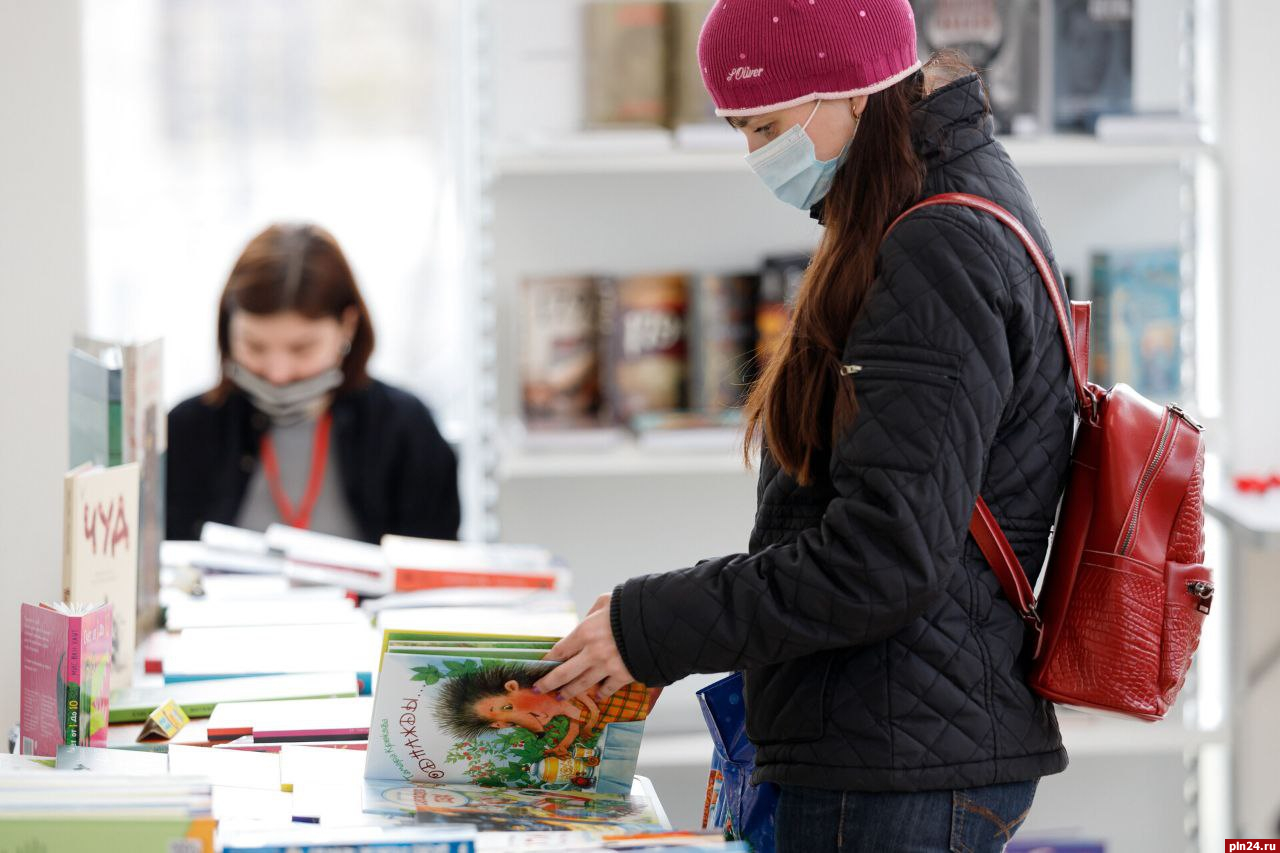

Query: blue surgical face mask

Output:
[744, 100, 854, 210]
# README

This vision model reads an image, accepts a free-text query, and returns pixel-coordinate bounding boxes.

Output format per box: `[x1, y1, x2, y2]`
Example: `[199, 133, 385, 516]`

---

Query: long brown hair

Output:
[742, 56, 977, 485]
[207, 223, 376, 404]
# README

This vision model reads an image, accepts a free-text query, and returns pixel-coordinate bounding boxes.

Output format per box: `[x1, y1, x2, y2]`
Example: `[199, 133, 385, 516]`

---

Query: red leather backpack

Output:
[888, 193, 1214, 721]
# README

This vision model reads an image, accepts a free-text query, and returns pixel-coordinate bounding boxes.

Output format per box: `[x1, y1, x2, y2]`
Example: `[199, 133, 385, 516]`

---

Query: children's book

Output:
[63, 461, 140, 688]
[362, 777, 667, 834]
[19, 602, 113, 756]
[365, 631, 652, 797]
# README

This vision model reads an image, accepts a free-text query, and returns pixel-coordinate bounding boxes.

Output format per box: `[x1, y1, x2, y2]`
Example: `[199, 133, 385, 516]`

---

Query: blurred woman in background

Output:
[167, 223, 459, 543]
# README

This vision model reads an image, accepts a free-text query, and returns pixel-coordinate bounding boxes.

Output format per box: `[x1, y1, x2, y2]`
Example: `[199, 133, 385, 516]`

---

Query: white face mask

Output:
[744, 100, 855, 210]
[225, 361, 343, 426]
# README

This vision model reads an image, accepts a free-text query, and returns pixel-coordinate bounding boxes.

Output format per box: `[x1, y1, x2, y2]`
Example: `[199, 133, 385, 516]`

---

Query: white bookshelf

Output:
[499, 443, 750, 479]
[494, 136, 1209, 178]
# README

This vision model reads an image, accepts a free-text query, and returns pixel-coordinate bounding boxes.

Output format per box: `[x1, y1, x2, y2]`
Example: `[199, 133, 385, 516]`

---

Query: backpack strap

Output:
[883, 192, 1090, 657]
[886, 193, 1095, 420]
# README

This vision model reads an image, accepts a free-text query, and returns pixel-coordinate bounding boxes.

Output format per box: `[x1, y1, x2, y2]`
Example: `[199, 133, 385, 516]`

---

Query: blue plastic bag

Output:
[697, 672, 778, 853]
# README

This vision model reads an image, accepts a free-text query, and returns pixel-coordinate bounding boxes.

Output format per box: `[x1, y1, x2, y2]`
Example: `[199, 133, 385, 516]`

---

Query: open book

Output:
[365, 631, 652, 797]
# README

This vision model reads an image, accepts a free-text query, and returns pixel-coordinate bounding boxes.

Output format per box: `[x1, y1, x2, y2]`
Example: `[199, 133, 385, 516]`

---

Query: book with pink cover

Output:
[19, 602, 113, 756]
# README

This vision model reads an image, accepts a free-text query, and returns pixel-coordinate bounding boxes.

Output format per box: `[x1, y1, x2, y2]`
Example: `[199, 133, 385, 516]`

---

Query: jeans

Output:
[775, 779, 1038, 853]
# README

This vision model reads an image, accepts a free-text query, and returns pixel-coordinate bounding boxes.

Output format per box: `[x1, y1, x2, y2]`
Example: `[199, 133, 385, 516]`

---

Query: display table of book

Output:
[7, 523, 742, 853]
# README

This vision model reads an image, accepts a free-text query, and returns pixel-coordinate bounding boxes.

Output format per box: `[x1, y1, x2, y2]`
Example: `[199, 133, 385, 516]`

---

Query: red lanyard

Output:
[259, 411, 333, 530]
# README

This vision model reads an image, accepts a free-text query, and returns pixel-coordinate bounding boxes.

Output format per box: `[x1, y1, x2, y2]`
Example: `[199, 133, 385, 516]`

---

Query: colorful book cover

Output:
[1052, 0, 1133, 132]
[365, 649, 650, 796]
[19, 602, 113, 756]
[362, 778, 665, 834]
[915, 0, 1044, 135]
[1090, 247, 1182, 402]
[63, 462, 141, 689]
[601, 274, 689, 422]
[583, 2, 668, 128]
[687, 273, 759, 412]
[521, 276, 603, 426]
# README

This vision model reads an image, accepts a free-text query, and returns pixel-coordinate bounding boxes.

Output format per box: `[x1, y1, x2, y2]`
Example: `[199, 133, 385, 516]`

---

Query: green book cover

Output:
[68, 349, 112, 468]
[64, 680, 80, 747]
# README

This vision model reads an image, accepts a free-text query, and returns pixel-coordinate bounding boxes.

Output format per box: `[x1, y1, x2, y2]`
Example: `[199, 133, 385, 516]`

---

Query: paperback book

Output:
[365, 631, 652, 797]
[63, 461, 140, 688]
[19, 602, 113, 756]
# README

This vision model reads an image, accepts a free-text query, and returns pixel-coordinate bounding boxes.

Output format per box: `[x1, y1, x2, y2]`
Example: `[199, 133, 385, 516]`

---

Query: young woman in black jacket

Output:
[167, 223, 459, 543]
[535, 1, 1075, 850]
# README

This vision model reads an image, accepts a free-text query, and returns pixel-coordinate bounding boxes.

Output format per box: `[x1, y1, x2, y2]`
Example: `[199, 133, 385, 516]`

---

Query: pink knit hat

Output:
[698, 0, 921, 117]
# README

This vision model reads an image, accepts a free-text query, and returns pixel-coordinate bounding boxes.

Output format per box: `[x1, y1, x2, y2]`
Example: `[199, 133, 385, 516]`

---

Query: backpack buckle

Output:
[1023, 607, 1045, 659]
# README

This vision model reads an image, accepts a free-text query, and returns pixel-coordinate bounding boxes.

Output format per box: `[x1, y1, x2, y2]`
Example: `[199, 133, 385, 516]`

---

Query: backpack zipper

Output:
[1119, 410, 1178, 556]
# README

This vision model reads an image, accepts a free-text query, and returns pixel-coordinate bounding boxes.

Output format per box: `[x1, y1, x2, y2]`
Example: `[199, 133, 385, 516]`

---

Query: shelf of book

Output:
[493, 136, 1208, 178]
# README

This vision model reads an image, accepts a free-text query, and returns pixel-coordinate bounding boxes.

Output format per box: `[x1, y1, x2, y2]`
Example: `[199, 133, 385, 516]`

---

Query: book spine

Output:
[62, 474, 75, 604]
[65, 614, 82, 746]
[393, 568, 557, 593]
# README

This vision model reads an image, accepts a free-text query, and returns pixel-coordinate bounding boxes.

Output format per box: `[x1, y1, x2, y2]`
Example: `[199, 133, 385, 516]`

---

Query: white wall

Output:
[1222, 2, 1280, 472]
[1220, 1, 1280, 839]
[0, 0, 86, 734]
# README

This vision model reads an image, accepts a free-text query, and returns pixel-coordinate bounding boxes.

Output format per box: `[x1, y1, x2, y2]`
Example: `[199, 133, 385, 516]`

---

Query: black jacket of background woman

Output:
[167, 379, 460, 543]
[610, 74, 1075, 792]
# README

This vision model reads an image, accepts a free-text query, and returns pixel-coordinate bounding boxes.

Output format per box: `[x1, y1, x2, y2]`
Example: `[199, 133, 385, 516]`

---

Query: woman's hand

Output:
[535, 593, 635, 700]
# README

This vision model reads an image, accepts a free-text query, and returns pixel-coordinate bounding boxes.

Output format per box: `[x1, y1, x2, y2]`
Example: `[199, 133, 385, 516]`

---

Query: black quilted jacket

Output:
[610, 75, 1075, 791]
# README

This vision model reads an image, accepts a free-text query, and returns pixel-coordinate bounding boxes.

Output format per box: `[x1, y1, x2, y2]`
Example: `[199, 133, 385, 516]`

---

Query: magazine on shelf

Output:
[915, 0, 1045, 135]
[365, 630, 654, 797]
[600, 274, 690, 421]
[1051, 0, 1133, 131]
[521, 276, 603, 426]
[1089, 246, 1182, 403]
[583, 2, 668, 128]
[687, 273, 759, 412]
